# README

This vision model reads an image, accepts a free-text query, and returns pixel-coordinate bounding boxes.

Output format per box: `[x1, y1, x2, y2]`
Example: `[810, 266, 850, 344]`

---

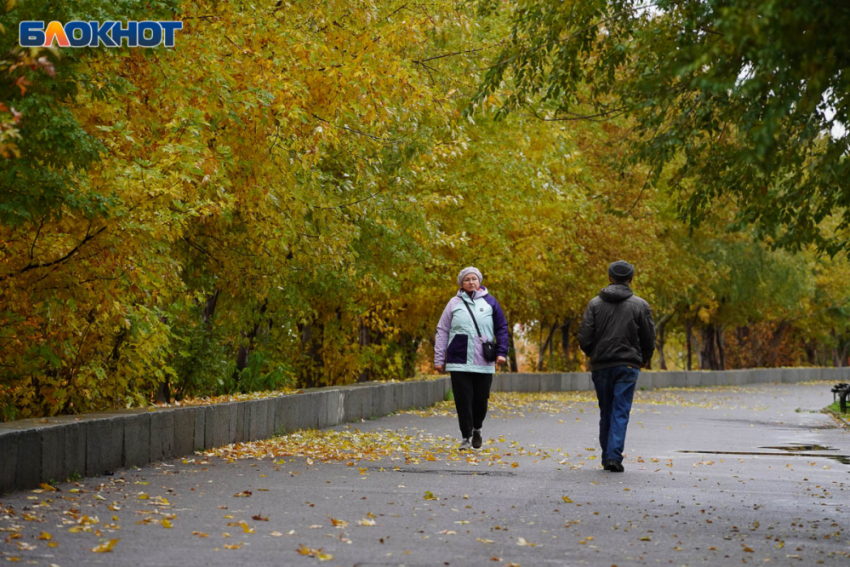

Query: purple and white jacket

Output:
[434, 286, 510, 374]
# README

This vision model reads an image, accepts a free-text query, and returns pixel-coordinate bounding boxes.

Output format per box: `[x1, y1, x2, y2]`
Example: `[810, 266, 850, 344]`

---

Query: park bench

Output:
[831, 383, 849, 413]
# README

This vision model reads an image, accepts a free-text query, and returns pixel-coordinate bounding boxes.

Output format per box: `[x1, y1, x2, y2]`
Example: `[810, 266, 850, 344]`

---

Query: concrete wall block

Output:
[208, 404, 232, 448]
[248, 400, 269, 442]
[539, 374, 558, 392]
[15, 429, 41, 489]
[785, 368, 805, 383]
[40, 425, 66, 484]
[366, 384, 385, 419]
[652, 373, 672, 389]
[173, 408, 195, 457]
[560, 373, 576, 391]
[122, 413, 151, 469]
[226, 403, 238, 444]
[422, 380, 434, 407]
[712, 370, 732, 386]
[510, 373, 523, 391]
[328, 389, 345, 426]
[507, 373, 523, 392]
[274, 395, 300, 435]
[685, 372, 702, 387]
[294, 392, 321, 430]
[638, 373, 653, 390]
[390, 383, 404, 413]
[384, 382, 397, 412]
[668, 371, 687, 388]
[399, 381, 413, 410]
[63, 422, 86, 480]
[573, 373, 592, 392]
[86, 418, 123, 477]
[0, 431, 18, 494]
[235, 402, 247, 443]
[418, 382, 433, 408]
[412, 381, 428, 408]
[430, 380, 445, 405]
[497, 374, 511, 392]
[359, 386, 375, 420]
[314, 391, 330, 429]
[194, 406, 207, 451]
[265, 398, 277, 439]
[751, 369, 768, 383]
[705, 372, 721, 387]
[522, 373, 540, 392]
[149, 410, 175, 462]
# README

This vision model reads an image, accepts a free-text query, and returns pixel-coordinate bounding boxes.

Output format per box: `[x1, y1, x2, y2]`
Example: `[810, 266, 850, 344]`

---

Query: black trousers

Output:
[450, 371, 494, 439]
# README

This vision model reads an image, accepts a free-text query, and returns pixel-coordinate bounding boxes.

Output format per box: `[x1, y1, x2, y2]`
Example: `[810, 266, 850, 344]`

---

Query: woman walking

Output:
[435, 267, 509, 450]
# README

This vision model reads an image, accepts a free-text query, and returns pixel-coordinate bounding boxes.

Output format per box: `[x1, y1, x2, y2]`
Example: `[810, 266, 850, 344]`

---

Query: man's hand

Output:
[496, 356, 507, 367]
[435, 364, 445, 373]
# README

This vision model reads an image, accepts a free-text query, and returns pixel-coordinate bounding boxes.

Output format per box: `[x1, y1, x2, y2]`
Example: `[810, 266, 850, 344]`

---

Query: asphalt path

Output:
[1, 381, 848, 567]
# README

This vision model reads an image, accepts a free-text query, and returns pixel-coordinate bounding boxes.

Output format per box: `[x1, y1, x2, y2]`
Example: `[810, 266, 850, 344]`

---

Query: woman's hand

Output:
[435, 364, 445, 373]
[496, 356, 507, 367]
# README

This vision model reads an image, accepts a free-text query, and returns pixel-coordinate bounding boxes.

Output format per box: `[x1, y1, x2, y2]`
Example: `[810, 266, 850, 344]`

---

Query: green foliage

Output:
[474, 0, 850, 254]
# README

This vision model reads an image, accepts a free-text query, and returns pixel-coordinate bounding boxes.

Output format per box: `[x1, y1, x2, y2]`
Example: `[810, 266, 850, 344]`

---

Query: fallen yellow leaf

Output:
[91, 539, 119, 553]
[330, 518, 348, 528]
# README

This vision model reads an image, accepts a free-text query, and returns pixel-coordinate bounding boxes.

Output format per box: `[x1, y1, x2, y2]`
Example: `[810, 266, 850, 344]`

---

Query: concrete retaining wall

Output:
[1, 367, 847, 494]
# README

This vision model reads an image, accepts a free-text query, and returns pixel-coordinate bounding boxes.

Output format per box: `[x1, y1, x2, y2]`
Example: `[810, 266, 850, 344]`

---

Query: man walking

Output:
[578, 260, 655, 473]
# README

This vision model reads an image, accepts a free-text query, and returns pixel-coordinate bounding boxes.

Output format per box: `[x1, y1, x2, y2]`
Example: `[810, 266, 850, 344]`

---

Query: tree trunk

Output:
[537, 323, 558, 372]
[508, 329, 519, 372]
[298, 319, 324, 388]
[656, 324, 666, 370]
[560, 317, 574, 364]
[685, 317, 693, 371]
[765, 320, 788, 367]
[654, 312, 675, 371]
[700, 325, 716, 370]
[203, 290, 219, 323]
[357, 317, 372, 382]
[716, 324, 726, 370]
[400, 333, 421, 379]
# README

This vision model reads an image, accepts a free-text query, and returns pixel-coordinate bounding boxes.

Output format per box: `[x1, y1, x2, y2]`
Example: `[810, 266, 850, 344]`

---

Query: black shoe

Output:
[610, 461, 625, 473]
[471, 429, 483, 450]
[602, 460, 616, 471]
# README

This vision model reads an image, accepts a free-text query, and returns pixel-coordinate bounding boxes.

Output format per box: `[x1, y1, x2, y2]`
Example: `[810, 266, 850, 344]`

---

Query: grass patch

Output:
[824, 401, 850, 425]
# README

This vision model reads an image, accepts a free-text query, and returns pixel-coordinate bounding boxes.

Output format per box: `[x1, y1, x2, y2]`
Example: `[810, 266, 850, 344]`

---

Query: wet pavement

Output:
[1, 381, 848, 566]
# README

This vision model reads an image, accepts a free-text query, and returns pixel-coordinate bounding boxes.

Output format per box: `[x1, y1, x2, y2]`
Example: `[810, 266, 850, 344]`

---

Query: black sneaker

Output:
[471, 430, 483, 450]
[459, 438, 472, 451]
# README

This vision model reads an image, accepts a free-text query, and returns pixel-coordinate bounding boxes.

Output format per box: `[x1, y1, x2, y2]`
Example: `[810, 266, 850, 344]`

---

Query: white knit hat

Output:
[457, 266, 483, 287]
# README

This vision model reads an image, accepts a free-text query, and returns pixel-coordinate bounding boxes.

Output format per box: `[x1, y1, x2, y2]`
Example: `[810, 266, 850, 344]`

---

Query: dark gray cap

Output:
[608, 260, 635, 282]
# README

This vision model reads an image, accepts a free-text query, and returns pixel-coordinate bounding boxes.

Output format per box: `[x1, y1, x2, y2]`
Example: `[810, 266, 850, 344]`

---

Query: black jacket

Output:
[577, 284, 656, 371]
